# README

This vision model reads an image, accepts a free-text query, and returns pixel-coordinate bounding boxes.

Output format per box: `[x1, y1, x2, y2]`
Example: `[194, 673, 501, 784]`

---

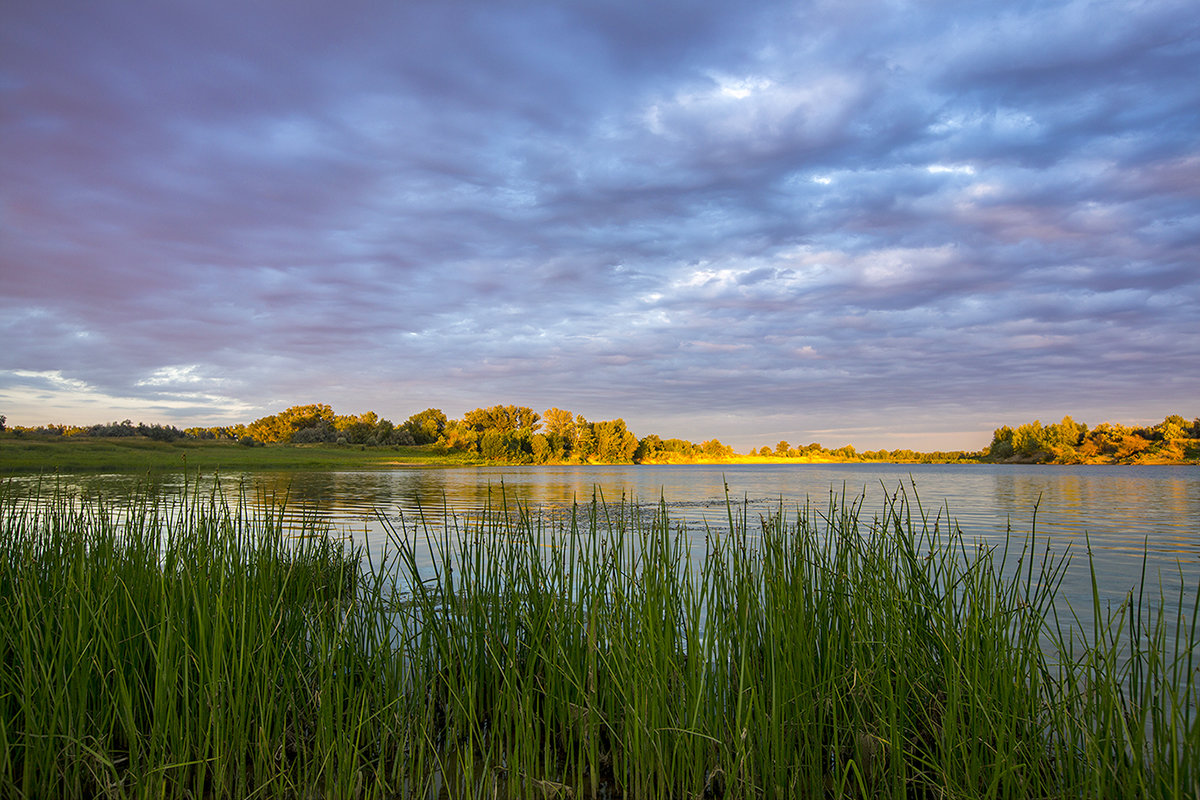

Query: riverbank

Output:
[0, 436, 481, 474]
[4, 434, 1196, 477]
[0, 436, 933, 475]
[2, 485, 1195, 799]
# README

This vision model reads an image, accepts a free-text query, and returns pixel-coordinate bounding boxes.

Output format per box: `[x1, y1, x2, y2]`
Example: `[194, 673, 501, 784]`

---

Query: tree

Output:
[542, 407, 576, 459]
[462, 405, 540, 435]
[592, 418, 638, 463]
[335, 411, 386, 444]
[0, 414, 6, 432]
[531, 433, 552, 463]
[291, 424, 335, 444]
[1012, 421, 1047, 458]
[439, 419, 479, 452]
[404, 408, 447, 445]
[248, 404, 336, 443]
[573, 415, 596, 462]
[139, 423, 184, 442]
[660, 439, 697, 460]
[634, 434, 663, 463]
[542, 408, 574, 439]
[700, 439, 733, 459]
[479, 429, 507, 460]
[988, 426, 1015, 459]
[1044, 415, 1087, 461]
[1155, 414, 1188, 442]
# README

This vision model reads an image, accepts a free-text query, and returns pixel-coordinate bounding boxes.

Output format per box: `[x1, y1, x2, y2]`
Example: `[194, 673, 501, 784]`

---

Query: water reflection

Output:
[6, 463, 1198, 612]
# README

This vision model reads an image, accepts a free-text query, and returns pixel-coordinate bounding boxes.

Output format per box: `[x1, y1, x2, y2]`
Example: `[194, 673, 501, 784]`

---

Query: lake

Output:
[9, 462, 1199, 617]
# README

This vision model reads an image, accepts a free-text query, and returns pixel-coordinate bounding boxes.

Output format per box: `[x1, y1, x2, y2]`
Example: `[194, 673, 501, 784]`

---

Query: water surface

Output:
[9, 463, 1199, 612]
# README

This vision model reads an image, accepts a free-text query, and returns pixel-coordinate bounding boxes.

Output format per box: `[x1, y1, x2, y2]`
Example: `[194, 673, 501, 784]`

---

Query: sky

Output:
[2, 1, 1197, 452]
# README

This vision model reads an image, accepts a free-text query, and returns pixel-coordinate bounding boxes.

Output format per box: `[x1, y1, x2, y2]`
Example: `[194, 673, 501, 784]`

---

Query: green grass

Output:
[0, 435, 482, 474]
[0, 482, 1196, 798]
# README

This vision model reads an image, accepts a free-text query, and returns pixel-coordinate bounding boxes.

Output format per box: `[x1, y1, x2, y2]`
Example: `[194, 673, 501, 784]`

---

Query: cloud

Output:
[2, 0, 1197, 450]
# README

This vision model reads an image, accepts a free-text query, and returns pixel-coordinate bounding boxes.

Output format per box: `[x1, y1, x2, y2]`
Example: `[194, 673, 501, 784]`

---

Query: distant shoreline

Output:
[2, 434, 1195, 475]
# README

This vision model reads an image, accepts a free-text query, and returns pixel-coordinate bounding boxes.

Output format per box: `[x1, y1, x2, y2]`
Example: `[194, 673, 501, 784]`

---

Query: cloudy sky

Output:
[2, 1, 1197, 451]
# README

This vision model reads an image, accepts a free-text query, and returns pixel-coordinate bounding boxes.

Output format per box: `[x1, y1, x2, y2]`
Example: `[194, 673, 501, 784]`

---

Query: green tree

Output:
[439, 419, 479, 452]
[988, 426, 1015, 459]
[530, 433, 552, 463]
[462, 405, 540, 435]
[700, 439, 733, 459]
[248, 404, 336, 443]
[1012, 421, 1046, 458]
[542, 407, 574, 439]
[291, 424, 335, 444]
[1155, 414, 1188, 441]
[592, 418, 638, 463]
[634, 434, 663, 463]
[404, 408, 447, 445]
[1044, 415, 1087, 461]
[542, 407, 576, 459]
[334, 411, 377, 444]
[479, 429, 507, 460]
[573, 415, 596, 462]
[660, 439, 697, 459]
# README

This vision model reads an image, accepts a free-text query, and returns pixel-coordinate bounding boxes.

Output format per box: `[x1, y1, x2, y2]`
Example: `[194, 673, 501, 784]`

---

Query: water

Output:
[7, 463, 1200, 613]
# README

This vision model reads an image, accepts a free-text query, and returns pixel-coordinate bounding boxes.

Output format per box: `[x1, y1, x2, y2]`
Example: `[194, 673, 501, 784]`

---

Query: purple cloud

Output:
[2, 0, 1197, 450]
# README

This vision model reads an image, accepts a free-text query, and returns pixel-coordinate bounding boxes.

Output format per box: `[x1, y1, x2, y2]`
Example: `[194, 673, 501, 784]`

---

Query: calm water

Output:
[7, 463, 1200, 613]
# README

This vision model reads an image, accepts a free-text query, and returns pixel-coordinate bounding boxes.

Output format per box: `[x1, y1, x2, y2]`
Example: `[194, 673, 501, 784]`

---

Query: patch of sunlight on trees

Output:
[4, 404, 1197, 466]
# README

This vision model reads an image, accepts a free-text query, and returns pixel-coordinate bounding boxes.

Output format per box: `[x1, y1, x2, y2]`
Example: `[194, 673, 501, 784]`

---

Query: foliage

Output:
[587, 418, 639, 463]
[402, 408, 447, 445]
[332, 410, 397, 446]
[6, 402, 1195, 468]
[461, 404, 540, 435]
[247, 404, 337, 444]
[987, 414, 1200, 464]
[442, 406, 649, 464]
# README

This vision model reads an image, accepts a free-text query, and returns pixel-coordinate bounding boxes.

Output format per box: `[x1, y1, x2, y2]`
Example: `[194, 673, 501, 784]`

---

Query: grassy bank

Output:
[0, 436, 483, 474]
[1, 484, 1196, 798]
[0, 435, 988, 475]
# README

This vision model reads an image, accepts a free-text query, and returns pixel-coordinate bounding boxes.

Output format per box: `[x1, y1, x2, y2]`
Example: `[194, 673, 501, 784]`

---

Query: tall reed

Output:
[0, 480, 1195, 798]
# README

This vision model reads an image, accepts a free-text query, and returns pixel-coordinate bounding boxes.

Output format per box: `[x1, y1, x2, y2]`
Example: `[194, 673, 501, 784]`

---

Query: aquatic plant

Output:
[0, 481, 1195, 798]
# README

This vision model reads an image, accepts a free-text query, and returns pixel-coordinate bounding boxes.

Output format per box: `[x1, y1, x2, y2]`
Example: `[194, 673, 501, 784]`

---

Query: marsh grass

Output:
[0, 480, 1196, 798]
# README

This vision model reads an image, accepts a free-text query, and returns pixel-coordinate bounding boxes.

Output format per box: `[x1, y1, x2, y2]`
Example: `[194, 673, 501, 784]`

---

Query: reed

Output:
[0, 480, 1195, 798]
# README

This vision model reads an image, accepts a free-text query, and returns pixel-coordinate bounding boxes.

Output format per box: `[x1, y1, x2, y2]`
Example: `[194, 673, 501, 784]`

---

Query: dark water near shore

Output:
[8, 463, 1200, 615]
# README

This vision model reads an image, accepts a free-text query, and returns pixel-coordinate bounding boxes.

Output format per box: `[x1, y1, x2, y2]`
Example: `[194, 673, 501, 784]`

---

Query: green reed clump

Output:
[387, 488, 1197, 799]
[0, 480, 1196, 799]
[0, 481, 397, 799]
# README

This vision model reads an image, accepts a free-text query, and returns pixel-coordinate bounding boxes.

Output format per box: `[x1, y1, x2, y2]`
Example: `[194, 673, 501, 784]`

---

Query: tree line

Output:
[0, 418, 189, 442]
[221, 404, 746, 464]
[1, 404, 738, 465]
[748, 440, 979, 463]
[3, 407, 1196, 465]
[986, 414, 1200, 464]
